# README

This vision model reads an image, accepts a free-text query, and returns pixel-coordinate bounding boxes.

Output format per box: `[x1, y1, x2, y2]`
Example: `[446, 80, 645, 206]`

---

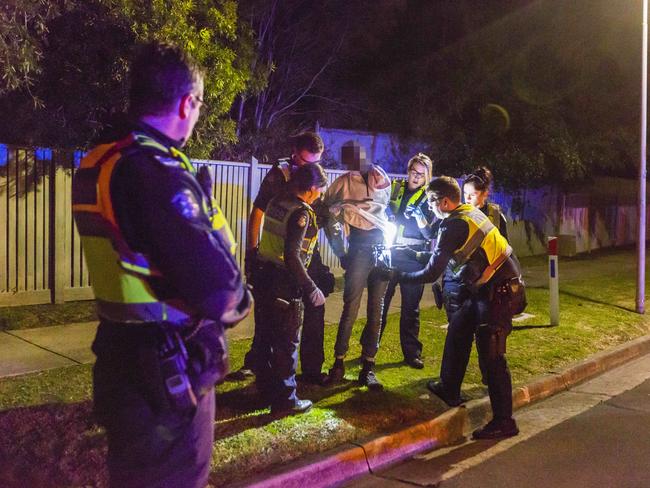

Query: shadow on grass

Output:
[214, 375, 361, 439]
[0, 400, 107, 488]
[559, 290, 635, 313]
[374, 360, 409, 372]
[318, 375, 476, 432]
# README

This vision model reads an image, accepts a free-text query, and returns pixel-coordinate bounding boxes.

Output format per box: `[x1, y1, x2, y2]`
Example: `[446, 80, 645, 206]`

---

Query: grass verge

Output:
[0, 301, 97, 331]
[0, 249, 649, 486]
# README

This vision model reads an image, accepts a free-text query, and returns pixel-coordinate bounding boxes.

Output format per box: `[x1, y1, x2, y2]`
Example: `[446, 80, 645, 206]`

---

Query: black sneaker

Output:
[271, 399, 313, 416]
[358, 368, 384, 391]
[472, 418, 519, 440]
[405, 357, 425, 369]
[426, 380, 463, 407]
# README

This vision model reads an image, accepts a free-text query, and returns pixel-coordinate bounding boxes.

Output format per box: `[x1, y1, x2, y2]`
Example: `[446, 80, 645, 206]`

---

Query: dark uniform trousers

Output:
[245, 249, 325, 379]
[380, 251, 426, 360]
[92, 321, 214, 488]
[441, 280, 513, 420]
[254, 266, 305, 409]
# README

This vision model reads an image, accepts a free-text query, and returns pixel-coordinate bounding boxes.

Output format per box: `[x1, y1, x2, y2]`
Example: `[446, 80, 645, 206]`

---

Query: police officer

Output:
[241, 131, 333, 385]
[255, 163, 329, 414]
[380, 153, 437, 369]
[394, 176, 524, 440]
[463, 166, 508, 239]
[72, 43, 250, 487]
[463, 165, 509, 386]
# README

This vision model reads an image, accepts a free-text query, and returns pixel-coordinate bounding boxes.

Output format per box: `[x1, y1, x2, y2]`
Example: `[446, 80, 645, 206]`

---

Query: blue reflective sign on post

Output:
[0, 144, 7, 167]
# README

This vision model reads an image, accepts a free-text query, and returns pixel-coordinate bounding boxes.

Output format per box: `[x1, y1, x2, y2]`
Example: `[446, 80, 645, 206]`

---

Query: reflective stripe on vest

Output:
[72, 133, 196, 324]
[206, 198, 237, 256]
[390, 180, 427, 244]
[448, 203, 512, 286]
[258, 197, 318, 268]
[485, 202, 501, 228]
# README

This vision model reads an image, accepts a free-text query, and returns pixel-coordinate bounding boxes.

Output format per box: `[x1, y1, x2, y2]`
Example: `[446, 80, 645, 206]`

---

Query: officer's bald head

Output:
[129, 42, 204, 118]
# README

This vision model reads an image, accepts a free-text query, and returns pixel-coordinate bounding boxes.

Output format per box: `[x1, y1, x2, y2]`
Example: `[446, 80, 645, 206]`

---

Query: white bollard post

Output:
[548, 236, 560, 326]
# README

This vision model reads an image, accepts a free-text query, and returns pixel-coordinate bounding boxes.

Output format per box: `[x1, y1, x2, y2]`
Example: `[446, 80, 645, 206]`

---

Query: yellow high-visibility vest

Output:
[72, 132, 237, 324]
[447, 203, 512, 286]
[258, 195, 318, 268]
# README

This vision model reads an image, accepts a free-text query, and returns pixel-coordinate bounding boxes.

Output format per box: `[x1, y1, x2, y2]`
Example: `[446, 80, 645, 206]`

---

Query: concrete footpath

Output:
[0, 286, 436, 378]
[236, 334, 650, 488]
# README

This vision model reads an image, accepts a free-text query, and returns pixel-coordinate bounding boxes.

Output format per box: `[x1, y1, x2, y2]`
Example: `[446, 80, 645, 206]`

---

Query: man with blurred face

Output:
[322, 141, 392, 390]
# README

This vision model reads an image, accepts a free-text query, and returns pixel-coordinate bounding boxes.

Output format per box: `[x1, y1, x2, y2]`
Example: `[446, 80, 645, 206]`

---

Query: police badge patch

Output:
[171, 189, 201, 220]
[297, 214, 308, 227]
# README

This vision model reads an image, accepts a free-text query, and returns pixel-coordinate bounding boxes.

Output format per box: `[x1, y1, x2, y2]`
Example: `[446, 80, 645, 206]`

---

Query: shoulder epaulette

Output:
[130, 132, 195, 174]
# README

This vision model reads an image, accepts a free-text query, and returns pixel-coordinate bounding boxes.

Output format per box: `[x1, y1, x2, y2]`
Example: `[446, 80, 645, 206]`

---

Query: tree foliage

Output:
[0, 0, 255, 157]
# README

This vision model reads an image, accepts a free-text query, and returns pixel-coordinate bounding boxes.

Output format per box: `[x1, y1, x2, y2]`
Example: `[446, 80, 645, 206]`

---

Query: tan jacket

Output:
[323, 164, 392, 256]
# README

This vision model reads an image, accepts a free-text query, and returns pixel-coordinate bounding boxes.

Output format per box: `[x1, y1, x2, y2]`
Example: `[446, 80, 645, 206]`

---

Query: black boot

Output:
[325, 358, 345, 384]
[358, 359, 383, 391]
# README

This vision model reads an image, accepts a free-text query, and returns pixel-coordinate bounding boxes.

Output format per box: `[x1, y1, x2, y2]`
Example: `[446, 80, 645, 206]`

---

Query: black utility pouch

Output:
[507, 276, 527, 315]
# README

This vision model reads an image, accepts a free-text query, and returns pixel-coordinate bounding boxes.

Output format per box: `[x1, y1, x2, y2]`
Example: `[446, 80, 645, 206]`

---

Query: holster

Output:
[275, 297, 305, 339]
[136, 325, 198, 416]
[136, 320, 227, 415]
[488, 284, 514, 338]
[184, 319, 229, 397]
[247, 253, 266, 289]
[487, 327, 508, 360]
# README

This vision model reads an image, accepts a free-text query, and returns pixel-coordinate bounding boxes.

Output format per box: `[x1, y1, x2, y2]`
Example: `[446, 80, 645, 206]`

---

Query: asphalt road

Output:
[345, 353, 650, 488]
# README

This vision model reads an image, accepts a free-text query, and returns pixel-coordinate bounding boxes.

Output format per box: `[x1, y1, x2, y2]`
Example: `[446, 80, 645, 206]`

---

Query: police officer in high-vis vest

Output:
[463, 165, 509, 386]
[255, 163, 329, 415]
[72, 43, 250, 488]
[463, 166, 508, 240]
[393, 176, 525, 440]
[240, 131, 334, 385]
[380, 153, 437, 369]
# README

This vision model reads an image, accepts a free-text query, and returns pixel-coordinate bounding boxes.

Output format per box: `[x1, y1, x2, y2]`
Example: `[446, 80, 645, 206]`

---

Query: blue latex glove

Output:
[404, 204, 427, 228]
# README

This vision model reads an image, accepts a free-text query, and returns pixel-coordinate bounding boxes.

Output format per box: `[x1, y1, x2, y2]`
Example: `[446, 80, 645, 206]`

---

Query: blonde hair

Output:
[407, 153, 433, 183]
